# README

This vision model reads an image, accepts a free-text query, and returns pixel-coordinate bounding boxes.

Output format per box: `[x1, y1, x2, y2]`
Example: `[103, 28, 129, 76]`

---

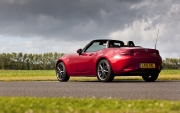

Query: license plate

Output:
[140, 63, 155, 68]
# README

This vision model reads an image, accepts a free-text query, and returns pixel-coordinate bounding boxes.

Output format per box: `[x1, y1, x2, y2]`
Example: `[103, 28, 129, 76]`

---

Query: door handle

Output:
[89, 53, 94, 56]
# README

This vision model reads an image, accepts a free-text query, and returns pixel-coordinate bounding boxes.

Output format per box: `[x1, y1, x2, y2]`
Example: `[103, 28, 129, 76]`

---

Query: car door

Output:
[70, 41, 107, 75]
[70, 51, 96, 75]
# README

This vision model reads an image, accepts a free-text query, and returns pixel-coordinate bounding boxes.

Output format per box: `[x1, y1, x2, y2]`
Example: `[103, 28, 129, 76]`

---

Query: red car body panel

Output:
[56, 40, 162, 77]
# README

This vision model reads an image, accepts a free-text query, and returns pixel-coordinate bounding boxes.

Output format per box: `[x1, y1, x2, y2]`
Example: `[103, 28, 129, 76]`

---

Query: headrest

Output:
[127, 41, 135, 46]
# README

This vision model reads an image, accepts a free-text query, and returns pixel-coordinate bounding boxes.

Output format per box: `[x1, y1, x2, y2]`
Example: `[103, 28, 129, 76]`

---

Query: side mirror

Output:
[77, 49, 83, 55]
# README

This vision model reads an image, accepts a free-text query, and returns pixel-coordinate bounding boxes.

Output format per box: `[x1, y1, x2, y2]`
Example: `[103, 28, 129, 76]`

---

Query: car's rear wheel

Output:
[142, 73, 159, 82]
[97, 59, 114, 82]
[56, 62, 70, 82]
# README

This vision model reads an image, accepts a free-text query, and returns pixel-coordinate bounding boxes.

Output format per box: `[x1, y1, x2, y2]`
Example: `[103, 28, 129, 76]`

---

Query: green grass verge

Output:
[0, 70, 180, 81]
[160, 70, 180, 75]
[0, 70, 54, 77]
[0, 97, 180, 113]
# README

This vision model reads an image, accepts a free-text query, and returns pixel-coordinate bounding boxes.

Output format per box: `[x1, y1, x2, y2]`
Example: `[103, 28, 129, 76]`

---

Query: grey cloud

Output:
[0, 0, 144, 41]
[1, 0, 180, 58]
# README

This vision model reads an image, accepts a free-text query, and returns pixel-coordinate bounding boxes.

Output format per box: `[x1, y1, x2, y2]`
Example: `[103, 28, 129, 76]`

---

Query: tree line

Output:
[162, 58, 180, 69]
[0, 53, 180, 70]
[0, 52, 64, 70]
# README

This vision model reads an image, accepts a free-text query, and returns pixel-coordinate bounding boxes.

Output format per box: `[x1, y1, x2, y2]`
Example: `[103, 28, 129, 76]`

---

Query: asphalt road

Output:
[0, 81, 180, 100]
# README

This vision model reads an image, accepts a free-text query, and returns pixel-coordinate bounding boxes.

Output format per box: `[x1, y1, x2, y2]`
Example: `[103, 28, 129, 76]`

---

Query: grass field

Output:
[0, 97, 180, 113]
[0, 70, 180, 81]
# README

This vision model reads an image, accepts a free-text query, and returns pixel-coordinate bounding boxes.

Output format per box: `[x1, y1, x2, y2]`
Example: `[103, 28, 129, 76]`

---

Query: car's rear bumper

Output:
[114, 69, 161, 76]
[109, 56, 162, 75]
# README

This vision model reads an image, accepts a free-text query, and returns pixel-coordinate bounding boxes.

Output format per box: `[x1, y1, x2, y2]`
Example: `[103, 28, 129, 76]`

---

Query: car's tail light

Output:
[152, 51, 159, 55]
[121, 51, 134, 56]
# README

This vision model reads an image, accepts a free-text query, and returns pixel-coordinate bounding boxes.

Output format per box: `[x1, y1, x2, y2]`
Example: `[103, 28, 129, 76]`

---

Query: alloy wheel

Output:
[97, 59, 114, 82]
[56, 62, 70, 82]
[57, 63, 65, 80]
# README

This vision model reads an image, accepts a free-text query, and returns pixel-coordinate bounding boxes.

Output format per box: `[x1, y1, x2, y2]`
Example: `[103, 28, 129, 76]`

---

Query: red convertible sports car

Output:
[55, 39, 162, 82]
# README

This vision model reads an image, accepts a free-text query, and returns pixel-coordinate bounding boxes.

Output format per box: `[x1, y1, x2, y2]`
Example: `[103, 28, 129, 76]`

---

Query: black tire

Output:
[56, 62, 70, 82]
[97, 59, 114, 82]
[142, 73, 159, 82]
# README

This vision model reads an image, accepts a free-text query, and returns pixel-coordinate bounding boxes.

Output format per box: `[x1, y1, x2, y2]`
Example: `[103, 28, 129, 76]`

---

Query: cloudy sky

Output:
[0, 0, 180, 59]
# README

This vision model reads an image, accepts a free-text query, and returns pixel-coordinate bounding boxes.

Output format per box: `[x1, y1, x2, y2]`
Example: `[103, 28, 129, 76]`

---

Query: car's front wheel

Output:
[56, 62, 70, 82]
[142, 73, 159, 82]
[97, 59, 114, 82]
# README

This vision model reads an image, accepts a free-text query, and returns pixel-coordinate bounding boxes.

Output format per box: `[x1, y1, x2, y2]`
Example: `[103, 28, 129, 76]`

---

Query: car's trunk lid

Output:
[115, 47, 160, 57]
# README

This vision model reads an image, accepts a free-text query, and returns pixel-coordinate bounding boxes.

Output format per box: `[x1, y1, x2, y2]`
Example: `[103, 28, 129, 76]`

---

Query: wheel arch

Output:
[55, 60, 68, 72]
[96, 57, 114, 74]
[56, 60, 63, 68]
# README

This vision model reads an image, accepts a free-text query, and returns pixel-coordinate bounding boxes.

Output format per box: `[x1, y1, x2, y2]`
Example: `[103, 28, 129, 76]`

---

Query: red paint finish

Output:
[56, 39, 162, 77]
